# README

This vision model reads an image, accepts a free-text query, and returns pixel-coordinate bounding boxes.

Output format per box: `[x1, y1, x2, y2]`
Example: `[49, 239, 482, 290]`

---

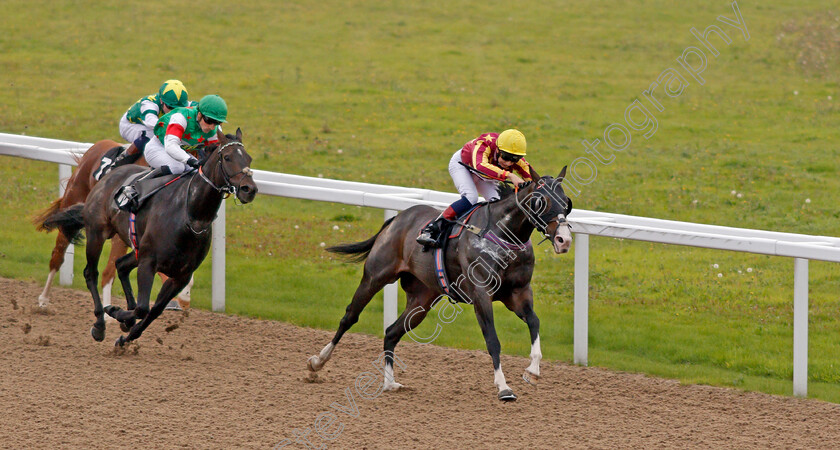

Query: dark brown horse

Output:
[33, 140, 146, 308]
[307, 168, 573, 401]
[41, 129, 257, 345]
[34, 140, 197, 309]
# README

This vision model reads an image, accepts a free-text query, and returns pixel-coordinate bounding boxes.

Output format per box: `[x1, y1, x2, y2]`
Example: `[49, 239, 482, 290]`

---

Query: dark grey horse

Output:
[42, 129, 257, 346]
[308, 167, 573, 401]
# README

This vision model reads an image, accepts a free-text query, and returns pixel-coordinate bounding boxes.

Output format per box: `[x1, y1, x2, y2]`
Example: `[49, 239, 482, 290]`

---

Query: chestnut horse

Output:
[33, 140, 193, 309]
[33, 140, 146, 308]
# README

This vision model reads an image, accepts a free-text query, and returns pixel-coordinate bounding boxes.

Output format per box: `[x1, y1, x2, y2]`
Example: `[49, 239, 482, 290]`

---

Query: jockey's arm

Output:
[162, 113, 193, 163]
[139, 99, 161, 129]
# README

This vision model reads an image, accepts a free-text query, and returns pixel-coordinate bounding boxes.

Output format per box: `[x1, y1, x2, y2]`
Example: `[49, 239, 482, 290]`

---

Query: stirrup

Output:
[416, 232, 439, 247]
[115, 186, 139, 212]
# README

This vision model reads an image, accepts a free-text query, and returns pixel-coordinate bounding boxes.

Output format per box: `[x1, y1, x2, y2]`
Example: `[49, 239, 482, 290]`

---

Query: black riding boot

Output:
[111, 131, 149, 169]
[417, 215, 449, 248]
[114, 167, 170, 212]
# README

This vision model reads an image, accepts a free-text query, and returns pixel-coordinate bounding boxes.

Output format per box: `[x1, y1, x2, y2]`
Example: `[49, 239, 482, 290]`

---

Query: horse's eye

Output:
[224, 155, 231, 162]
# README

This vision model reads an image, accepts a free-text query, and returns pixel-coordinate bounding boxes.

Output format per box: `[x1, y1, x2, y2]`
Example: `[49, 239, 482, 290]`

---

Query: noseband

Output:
[197, 141, 254, 197]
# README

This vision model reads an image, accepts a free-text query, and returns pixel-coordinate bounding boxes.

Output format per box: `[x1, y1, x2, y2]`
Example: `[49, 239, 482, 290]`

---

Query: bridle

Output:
[186, 140, 254, 235]
[196, 141, 254, 198]
[514, 180, 571, 244]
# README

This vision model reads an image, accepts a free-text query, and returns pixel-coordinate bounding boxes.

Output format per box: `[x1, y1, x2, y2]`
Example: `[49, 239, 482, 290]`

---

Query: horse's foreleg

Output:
[107, 256, 153, 325]
[117, 276, 188, 346]
[474, 296, 516, 402]
[504, 287, 542, 385]
[176, 275, 194, 306]
[39, 232, 71, 307]
[83, 232, 107, 342]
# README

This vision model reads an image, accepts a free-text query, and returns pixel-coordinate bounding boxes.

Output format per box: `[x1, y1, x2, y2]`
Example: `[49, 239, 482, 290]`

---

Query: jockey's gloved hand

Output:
[186, 157, 200, 169]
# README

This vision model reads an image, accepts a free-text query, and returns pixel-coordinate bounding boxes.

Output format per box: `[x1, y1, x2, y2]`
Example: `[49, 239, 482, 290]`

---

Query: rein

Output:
[196, 141, 253, 197]
[187, 140, 254, 235]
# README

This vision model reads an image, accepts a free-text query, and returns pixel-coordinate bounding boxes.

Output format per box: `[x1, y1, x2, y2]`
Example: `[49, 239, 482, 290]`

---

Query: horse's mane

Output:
[497, 182, 516, 199]
[496, 178, 544, 200]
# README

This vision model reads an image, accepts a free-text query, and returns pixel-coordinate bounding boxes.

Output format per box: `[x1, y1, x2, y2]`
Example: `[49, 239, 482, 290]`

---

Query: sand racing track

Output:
[1, 276, 839, 449]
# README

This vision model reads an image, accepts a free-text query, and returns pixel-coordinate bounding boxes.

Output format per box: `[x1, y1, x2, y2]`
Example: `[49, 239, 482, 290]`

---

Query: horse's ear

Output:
[557, 166, 568, 181]
[235, 127, 242, 142]
[216, 129, 226, 142]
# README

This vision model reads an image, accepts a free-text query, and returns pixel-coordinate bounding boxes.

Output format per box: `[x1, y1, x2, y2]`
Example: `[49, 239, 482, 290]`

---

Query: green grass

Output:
[2, 0, 840, 402]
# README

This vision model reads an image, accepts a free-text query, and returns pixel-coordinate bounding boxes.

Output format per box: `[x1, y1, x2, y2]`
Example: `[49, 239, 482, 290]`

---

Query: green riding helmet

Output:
[198, 95, 228, 123]
[158, 79, 190, 108]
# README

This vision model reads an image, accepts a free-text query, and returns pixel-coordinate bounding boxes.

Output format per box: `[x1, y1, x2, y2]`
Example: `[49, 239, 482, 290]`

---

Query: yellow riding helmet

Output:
[497, 129, 527, 156]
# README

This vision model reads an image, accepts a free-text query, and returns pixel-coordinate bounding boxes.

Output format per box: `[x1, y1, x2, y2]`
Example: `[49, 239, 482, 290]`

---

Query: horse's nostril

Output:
[241, 186, 251, 193]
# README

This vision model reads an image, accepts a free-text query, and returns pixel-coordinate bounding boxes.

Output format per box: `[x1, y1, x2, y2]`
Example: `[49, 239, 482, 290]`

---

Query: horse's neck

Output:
[487, 191, 536, 243]
[187, 159, 224, 223]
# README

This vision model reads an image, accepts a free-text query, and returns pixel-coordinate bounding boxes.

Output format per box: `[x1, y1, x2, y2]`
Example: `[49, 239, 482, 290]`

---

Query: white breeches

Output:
[448, 150, 499, 204]
[143, 138, 187, 174]
[119, 114, 152, 144]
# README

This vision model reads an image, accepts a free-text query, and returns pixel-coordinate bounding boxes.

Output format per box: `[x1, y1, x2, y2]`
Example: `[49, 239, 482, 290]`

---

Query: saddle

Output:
[432, 204, 484, 302]
[93, 144, 141, 181]
[113, 169, 183, 213]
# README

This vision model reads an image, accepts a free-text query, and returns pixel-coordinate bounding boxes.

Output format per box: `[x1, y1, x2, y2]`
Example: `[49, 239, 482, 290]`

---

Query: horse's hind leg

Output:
[101, 238, 129, 311]
[116, 275, 188, 346]
[38, 232, 71, 307]
[83, 231, 108, 342]
[105, 252, 138, 333]
[381, 278, 438, 391]
[307, 264, 398, 372]
[502, 286, 541, 385]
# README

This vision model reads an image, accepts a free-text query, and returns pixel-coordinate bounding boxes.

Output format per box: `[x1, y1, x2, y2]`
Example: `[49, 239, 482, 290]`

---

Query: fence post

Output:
[383, 209, 398, 332]
[212, 199, 226, 312]
[793, 258, 809, 397]
[58, 164, 74, 285]
[574, 233, 590, 366]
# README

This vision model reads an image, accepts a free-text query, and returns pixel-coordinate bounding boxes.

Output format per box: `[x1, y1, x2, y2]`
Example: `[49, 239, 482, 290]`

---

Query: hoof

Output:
[307, 356, 323, 372]
[383, 382, 404, 392]
[37, 296, 49, 308]
[119, 322, 131, 333]
[522, 371, 540, 386]
[498, 389, 517, 402]
[91, 326, 105, 342]
[114, 336, 127, 347]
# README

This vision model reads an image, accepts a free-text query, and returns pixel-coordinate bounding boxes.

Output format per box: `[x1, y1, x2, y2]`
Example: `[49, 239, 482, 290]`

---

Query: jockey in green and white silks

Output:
[143, 95, 228, 175]
[118, 80, 192, 149]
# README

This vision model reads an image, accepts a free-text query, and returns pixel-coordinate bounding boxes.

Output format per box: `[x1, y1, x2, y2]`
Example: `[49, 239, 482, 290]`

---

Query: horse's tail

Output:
[32, 197, 65, 232]
[327, 217, 395, 263]
[39, 204, 86, 245]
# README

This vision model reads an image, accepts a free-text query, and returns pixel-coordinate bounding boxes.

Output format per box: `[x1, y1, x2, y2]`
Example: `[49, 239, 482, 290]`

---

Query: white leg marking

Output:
[494, 365, 512, 392]
[307, 342, 335, 372]
[102, 279, 117, 322]
[102, 279, 113, 308]
[382, 362, 403, 391]
[526, 335, 542, 377]
[38, 270, 57, 307]
[176, 275, 194, 302]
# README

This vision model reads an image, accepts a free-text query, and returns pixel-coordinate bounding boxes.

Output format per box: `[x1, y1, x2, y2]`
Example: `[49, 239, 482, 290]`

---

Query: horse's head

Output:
[206, 128, 257, 204]
[517, 166, 573, 254]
